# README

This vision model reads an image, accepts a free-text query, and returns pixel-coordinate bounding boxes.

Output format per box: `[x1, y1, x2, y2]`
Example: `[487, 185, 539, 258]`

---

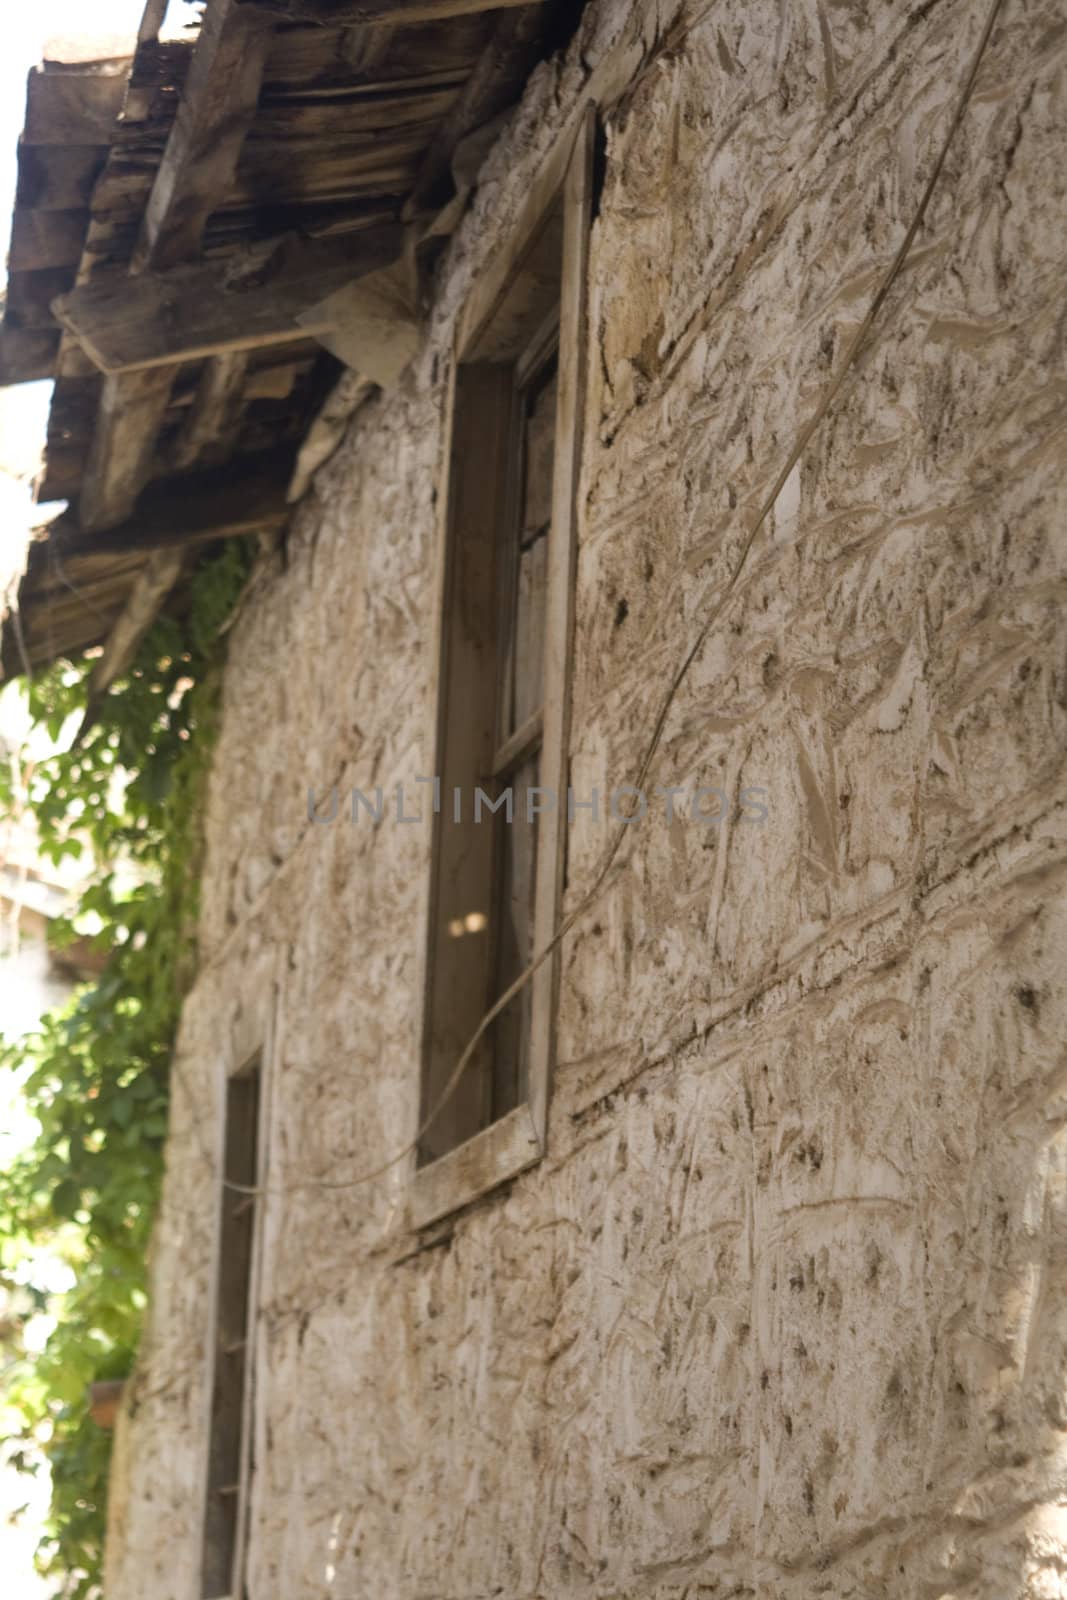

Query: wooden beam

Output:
[53, 223, 404, 374]
[8, 209, 89, 272]
[238, 0, 537, 24]
[15, 144, 108, 211]
[6, 268, 78, 332]
[137, 0, 169, 44]
[27, 452, 291, 575]
[287, 368, 373, 501]
[99, 452, 292, 552]
[0, 326, 60, 386]
[343, 23, 394, 74]
[166, 358, 300, 405]
[79, 369, 177, 530]
[134, 0, 275, 272]
[75, 2, 278, 530]
[169, 351, 251, 470]
[22, 64, 130, 146]
[405, 5, 545, 216]
[74, 548, 186, 738]
[243, 360, 302, 400]
[0, 451, 286, 672]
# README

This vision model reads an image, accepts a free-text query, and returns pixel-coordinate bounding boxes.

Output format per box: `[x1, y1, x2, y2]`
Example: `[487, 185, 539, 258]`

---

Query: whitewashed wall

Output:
[106, 1, 1067, 1596]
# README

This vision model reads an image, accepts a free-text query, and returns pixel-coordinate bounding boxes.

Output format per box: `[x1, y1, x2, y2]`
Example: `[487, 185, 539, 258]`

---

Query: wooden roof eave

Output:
[0, 0, 569, 681]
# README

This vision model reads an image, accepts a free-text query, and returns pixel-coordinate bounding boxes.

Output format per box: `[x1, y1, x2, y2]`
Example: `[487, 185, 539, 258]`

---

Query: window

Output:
[413, 110, 594, 1227]
[202, 1060, 261, 1600]
[489, 342, 557, 1122]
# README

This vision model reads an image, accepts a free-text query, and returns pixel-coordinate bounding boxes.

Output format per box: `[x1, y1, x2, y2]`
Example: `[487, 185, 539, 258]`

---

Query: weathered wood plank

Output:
[203, 196, 398, 249]
[243, 359, 303, 400]
[250, 79, 460, 136]
[15, 144, 108, 211]
[6, 267, 78, 331]
[234, 135, 424, 204]
[344, 22, 395, 73]
[240, 0, 535, 24]
[405, 4, 544, 214]
[33, 458, 286, 568]
[76, 548, 186, 734]
[128, 38, 192, 94]
[287, 367, 373, 501]
[169, 351, 251, 469]
[75, 2, 277, 532]
[79, 369, 177, 530]
[55, 338, 102, 381]
[54, 224, 404, 373]
[135, 0, 275, 271]
[96, 451, 292, 552]
[0, 326, 60, 385]
[25, 554, 150, 607]
[410, 1104, 541, 1230]
[11, 603, 130, 674]
[23, 66, 131, 146]
[257, 13, 486, 87]
[36, 363, 110, 492]
[36, 444, 91, 504]
[137, 0, 170, 45]
[527, 103, 594, 1146]
[8, 208, 88, 271]
[457, 112, 573, 357]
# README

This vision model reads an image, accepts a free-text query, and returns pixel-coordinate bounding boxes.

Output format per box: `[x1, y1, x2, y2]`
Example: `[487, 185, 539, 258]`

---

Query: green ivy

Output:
[0, 540, 251, 1598]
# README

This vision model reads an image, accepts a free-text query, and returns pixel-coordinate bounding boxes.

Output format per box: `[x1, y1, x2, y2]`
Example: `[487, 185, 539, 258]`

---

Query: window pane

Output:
[491, 749, 540, 1117]
[202, 1066, 259, 1600]
[509, 362, 556, 734]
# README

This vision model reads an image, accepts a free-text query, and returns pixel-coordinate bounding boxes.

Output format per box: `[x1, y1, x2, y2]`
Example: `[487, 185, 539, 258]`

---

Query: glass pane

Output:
[491, 749, 541, 1117]
[509, 362, 556, 734]
[513, 533, 548, 730]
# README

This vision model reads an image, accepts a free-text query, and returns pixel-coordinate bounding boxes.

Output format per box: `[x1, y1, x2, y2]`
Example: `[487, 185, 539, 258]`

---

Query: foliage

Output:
[0, 542, 250, 1598]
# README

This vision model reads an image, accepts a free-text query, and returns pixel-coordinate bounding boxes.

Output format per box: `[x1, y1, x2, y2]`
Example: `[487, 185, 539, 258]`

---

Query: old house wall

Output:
[106, 0, 1067, 1596]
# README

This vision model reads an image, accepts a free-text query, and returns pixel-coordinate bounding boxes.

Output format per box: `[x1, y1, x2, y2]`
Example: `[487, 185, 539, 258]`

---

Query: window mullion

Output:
[489, 708, 544, 781]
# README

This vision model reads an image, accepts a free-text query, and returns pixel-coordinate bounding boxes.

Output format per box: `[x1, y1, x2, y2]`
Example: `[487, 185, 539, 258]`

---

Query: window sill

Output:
[410, 1103, 542, 1230]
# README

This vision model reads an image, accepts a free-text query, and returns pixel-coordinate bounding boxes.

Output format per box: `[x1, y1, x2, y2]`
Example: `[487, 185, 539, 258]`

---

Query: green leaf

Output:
[109, 1094, 133, 1130]
[0, 541, 250, 1590]
[51, 1180, 82, 1221]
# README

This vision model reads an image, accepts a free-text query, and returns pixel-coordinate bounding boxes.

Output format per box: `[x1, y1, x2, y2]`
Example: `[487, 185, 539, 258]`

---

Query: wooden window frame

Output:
[485, 335, 557, 1122]
[200, 958, 279, 1600]
[412, 107, 594, 1230]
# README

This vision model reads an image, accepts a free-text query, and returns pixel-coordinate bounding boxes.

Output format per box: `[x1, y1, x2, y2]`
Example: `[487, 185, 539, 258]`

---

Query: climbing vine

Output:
[0, 541, 251, 1598]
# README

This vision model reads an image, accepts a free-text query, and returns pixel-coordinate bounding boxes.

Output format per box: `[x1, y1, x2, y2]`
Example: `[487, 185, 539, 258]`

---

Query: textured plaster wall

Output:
[106, 0, 1067, 1596]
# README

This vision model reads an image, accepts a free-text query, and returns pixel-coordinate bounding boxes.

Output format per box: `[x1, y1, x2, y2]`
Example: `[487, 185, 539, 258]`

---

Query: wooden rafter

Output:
[3, 0, 568, 675]
[238, 0, 536, 23]
[0, 327, 59, 385]
[73, 549, 186, 740]
[344, 23, 395, 72]
[1, 449, 291, 677]
[406, 5, 545, 215]
[169, 352, 251, 471]
[79, 369, 177, 531]
[77, 0, 276, 531]
[53, 223, 404, 373]
[44, 452, 292, 565]
[134, 1, 274, 272]
[137, 1, 169, 45]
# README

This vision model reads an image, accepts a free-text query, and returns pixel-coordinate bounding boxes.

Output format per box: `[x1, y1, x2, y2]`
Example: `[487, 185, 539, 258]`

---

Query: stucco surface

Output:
[106, 0, 1067, 1596]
